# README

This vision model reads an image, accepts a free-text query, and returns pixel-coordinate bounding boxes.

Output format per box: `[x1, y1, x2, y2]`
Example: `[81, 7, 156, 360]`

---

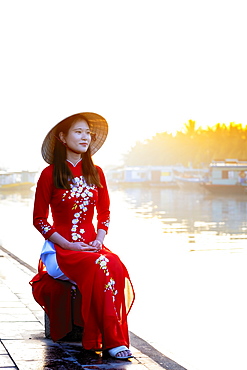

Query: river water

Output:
[0, 184, 246, 370]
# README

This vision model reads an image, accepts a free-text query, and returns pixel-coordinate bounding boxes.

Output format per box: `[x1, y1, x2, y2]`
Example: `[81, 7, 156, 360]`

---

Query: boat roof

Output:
[210, 159, 247, 168]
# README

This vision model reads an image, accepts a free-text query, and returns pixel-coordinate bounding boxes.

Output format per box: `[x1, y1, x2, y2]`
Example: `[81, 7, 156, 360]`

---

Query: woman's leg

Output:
[84, 252, 130, 350]
[56, 249, 134, 351]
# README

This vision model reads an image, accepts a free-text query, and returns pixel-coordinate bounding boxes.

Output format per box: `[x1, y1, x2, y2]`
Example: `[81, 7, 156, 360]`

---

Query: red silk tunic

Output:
[30, 160, 134, 350]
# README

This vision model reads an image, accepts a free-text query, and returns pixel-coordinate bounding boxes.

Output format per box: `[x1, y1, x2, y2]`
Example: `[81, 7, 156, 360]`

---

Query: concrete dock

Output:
[0, 245, 187, 370]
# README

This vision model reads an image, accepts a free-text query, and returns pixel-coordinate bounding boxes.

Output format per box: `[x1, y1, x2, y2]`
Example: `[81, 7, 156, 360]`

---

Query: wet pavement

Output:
[0, 245, 187, 370]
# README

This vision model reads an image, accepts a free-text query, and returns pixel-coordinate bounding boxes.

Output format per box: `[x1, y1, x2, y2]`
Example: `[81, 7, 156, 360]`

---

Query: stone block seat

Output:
[32, 272, 83, 341]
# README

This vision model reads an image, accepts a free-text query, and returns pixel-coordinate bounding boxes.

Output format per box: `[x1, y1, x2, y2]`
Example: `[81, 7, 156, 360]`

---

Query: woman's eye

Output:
[74, 130, 91, 135]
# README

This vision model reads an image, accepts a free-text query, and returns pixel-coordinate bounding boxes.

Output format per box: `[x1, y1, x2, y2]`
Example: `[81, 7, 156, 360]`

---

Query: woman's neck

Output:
[66, 156, 82, 167]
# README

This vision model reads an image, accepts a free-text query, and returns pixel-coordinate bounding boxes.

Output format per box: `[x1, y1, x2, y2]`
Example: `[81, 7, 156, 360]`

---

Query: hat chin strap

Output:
[55, 135, 67, 146]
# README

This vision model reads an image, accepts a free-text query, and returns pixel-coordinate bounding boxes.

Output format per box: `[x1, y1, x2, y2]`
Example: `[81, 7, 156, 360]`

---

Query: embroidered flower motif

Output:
[95, 255, 118, 305]
[104, 277, 118, 296]
[42, 226, 51, 234]
[39, 220, 52, 235]
[95, 255, 110, 276]
[72, 233, 81, 241]
[102, 217, 110, 228]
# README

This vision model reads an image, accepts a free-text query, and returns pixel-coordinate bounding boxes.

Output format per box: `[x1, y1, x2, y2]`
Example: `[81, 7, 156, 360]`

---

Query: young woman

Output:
[30, 112, 135, 359]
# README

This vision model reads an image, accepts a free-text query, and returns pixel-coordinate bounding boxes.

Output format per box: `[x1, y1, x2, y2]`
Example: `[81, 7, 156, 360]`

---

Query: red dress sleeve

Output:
[33, 165, 56, 239]
[96, 166, 110, 233]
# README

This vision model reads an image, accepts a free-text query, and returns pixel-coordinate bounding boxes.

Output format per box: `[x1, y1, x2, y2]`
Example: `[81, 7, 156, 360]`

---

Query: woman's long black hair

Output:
[52, 115, 102, 189]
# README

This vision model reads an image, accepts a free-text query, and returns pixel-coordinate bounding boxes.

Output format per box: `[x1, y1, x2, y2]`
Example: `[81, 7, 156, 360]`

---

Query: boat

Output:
[0, 170, 37, 191]
[174, 169, 209, 191]
[201, 159, 247, 195]
[106, 165, 179, 187]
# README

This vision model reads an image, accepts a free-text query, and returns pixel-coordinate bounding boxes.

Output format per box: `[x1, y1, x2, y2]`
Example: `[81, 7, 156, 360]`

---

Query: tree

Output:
[123, 121, 247, 167]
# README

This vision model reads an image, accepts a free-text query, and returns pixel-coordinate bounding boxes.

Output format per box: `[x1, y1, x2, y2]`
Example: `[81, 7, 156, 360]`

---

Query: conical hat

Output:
[41, 112, 108, 164]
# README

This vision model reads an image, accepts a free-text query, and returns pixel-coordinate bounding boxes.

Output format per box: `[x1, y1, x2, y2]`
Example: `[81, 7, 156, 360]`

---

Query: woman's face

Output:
[59, 119, 92, 155]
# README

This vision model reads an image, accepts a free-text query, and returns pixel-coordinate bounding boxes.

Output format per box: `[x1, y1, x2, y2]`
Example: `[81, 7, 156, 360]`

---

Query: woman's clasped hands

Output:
[68, 240, 102, 253]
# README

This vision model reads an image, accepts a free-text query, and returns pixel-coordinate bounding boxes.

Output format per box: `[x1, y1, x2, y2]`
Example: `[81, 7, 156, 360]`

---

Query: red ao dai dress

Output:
[30, 160, 134, 350]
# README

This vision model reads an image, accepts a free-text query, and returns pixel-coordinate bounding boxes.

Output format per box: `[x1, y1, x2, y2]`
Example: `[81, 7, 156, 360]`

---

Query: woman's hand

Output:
[68, 241, 99, 252]
[48, 232, 103, 253]
[89, 229, 105, 252]
[89, 239, 103, 252]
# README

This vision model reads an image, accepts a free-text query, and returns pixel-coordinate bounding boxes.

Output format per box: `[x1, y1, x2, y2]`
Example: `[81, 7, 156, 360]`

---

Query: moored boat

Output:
[174, 168, 208, 191]
[201, 159, 247, 195]
[106, 165, 179, 187]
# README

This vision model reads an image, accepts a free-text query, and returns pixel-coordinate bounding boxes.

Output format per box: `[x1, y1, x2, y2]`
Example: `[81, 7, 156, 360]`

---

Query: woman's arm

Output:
[88, 167, 110, 249]
[96, 167, 110, 233]
[89, 228, 106, 249]
[33, 166, 56, 239]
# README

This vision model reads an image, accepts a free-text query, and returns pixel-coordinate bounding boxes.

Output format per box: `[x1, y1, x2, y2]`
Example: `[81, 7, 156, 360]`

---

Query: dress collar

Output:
[66, 158, 82, 167]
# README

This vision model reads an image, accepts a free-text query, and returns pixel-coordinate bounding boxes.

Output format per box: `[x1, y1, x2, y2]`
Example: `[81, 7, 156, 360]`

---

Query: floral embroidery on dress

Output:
[62, 175, 97, 241]
[95, 255, 110, 276]
[38, 220, 52, 235]
[95, 255, 119, 316]
[104, 277, 118, 299]
[101, 217, 110, 228]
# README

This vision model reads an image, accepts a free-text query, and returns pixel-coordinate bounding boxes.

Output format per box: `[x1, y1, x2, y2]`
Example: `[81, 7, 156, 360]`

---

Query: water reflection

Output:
[113, 186, 247, 236]
[0, 188, 35, 201]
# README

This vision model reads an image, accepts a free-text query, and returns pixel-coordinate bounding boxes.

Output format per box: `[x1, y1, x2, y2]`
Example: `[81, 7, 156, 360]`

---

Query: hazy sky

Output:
[0, 0, 246, 171]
